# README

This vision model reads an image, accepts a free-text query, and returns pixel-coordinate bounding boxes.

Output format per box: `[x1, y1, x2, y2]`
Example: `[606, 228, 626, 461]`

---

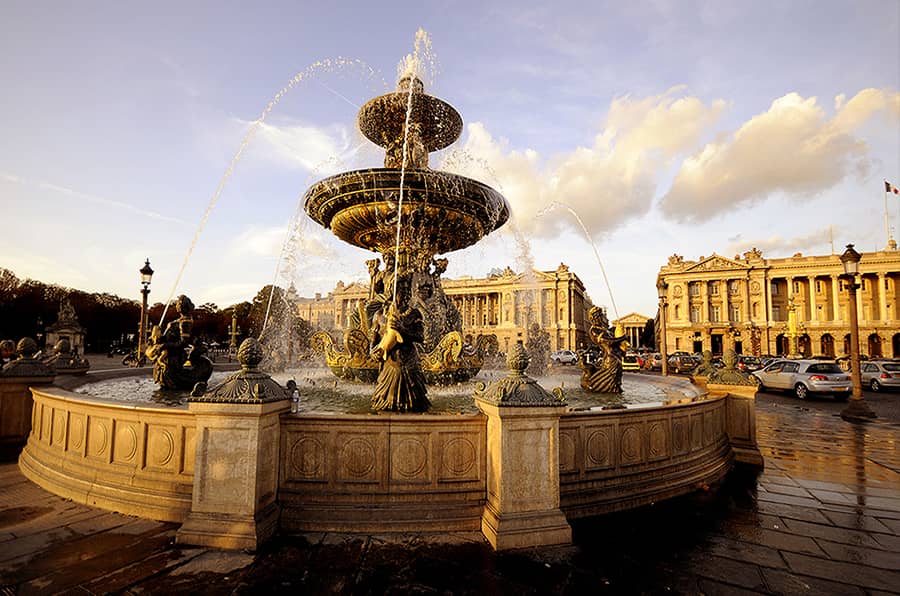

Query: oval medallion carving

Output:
[53, 412, 66, 446]
[291, 436, 324, 478]
[649, 422, 667, 457]
[621, 426, 641, 462]
[148, 429, 175, 467]
[586, 429, 611, 466]
[117, 425, 138, 461]
[89, 420, 109, 456]
[442, 437, 476, 476]
[341, 438, 376, 477]
[392, 437, 427, 478]
[70, 416, 84, 450]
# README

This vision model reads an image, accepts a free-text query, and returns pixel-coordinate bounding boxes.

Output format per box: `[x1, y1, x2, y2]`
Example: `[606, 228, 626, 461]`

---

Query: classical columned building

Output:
[657, 247, 900, 358]
[612, 312, 652, 350]
[298, 263, 594, 354]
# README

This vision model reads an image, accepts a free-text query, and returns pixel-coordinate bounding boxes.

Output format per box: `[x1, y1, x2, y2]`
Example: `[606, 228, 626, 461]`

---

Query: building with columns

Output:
[611, 312, 652, 350]
[657, 247, 900, 358]
[296, 263, 594, 354]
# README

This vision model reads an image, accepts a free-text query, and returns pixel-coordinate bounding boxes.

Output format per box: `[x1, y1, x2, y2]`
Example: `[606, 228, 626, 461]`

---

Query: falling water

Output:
[158, 58, 379, 325]
[392, 29, 434, 305]
[536, 201, 620, 320]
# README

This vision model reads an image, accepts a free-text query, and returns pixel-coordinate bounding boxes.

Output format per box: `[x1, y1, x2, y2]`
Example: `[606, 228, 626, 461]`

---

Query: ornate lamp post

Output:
[656, 277, 669, 376]
[839, 244, 876, 421]
[137, 259, 154, 366]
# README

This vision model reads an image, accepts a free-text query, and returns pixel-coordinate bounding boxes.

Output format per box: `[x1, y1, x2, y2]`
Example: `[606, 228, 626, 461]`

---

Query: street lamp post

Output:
[137, 259, 154, 366]
[839, 244, 876, 422]
[657, 277, 669, 376]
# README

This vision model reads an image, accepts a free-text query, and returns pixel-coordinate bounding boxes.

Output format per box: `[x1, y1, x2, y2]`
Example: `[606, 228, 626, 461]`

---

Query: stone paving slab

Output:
[0, 394, 897, 594]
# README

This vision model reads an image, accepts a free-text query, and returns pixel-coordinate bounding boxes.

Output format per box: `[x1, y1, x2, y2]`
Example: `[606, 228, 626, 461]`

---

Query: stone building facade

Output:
[657, 247, 900, 358]
[296, 263, 594, 353]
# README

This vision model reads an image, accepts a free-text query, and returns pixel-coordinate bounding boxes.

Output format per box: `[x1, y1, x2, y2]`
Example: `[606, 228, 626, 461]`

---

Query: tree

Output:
[641, 319, 656, 350]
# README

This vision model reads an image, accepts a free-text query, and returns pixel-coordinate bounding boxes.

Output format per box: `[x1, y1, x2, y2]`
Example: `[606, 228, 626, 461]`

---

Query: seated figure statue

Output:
[145, 295, 213, 390]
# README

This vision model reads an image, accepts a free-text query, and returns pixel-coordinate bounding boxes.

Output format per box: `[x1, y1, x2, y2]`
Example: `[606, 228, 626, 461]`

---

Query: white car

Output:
[551, 350, 579, 365]
[860, 360, 900, 392]
[753, 359, 850, 400]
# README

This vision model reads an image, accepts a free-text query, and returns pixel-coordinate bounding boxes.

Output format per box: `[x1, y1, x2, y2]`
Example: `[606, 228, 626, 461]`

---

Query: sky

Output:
[2, 0, 899, 321]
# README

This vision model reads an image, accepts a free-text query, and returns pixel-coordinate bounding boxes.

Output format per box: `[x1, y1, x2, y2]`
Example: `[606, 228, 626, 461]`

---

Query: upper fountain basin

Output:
[304, 167, 509, 255]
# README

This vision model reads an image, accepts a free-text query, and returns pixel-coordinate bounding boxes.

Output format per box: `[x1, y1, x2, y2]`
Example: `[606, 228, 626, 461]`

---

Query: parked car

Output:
[860, 359, 900, 392]
[667, 354, 697, 374]
[752, 359, 850, 400]
[736, 355, 762, 373]
[622, 354, 641, 372]
[643, 353, 662, 371]
[550, 349, 579, 365]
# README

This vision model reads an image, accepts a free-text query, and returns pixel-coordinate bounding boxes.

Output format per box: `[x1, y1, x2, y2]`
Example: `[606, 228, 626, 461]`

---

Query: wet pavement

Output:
[1, 391, 898, 595]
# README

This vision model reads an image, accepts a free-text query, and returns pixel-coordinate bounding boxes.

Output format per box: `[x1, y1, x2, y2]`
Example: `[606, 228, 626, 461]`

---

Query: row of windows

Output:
[688, 277, 890, 296]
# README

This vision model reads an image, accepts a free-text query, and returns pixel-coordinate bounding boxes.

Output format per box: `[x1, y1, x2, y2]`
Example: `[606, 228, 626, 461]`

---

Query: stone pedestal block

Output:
[176, 400, 289, 550]
[476, 402, 572, 550]
[712, 383, 764, 469]
[1, 340, 55, 460]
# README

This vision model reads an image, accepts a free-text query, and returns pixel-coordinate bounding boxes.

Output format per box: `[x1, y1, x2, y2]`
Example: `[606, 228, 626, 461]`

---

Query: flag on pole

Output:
[886, 180, 900, 195]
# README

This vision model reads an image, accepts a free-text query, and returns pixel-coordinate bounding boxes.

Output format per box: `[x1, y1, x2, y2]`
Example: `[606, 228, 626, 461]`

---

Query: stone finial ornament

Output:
[190, 338, 290, 403]
[474, 343, 565, 407]
[707, 349, 759, 386]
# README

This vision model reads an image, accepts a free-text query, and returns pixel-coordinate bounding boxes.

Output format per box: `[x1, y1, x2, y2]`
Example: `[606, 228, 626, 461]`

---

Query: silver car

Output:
[860, 360, 900, 392]
[753, 359, 851, 400]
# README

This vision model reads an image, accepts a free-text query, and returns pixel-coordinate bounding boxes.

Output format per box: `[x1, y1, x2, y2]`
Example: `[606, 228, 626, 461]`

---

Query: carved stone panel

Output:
[620, 423, 644, 466]
[113, 420, 140, 466]
[51, 408, 67, 448]
[391, 433, 431, 484]
[86, 416, 112, 462]
[647, 420, 670, 461]
[585, 424, 615, 470]
[558, 428, 577, 474]
[438, 432, 480, 482]
[286, 431, 329, 482]
[337, 433, 381, 483]
[672, 415, 690, 455]
[145, 424, 179, 472]
[68, 412, 85, 454]
[690, 414, 703, 450]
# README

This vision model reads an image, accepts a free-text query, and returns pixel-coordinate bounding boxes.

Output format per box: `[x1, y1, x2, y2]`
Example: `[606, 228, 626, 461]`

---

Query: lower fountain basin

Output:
[19, 368, 744, 541]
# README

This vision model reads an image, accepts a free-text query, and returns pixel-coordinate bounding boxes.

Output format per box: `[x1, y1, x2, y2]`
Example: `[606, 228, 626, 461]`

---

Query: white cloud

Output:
[659, 88, 899, 222]
[236, 117, 357, 174]
[726, 227, 836, 258]
[443, 88, 727, 239]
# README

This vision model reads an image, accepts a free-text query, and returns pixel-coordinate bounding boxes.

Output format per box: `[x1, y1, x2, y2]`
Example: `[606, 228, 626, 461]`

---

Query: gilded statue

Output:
[580, 306, 628, 394]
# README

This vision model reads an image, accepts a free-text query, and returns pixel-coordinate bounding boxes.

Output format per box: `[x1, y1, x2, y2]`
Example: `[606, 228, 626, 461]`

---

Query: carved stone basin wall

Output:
[18, 372, 748, 543]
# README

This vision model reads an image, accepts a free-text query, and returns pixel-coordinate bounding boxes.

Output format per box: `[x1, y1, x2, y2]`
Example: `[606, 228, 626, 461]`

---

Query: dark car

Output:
[667, 354, 697, 374]
[736, 355, 762, 373]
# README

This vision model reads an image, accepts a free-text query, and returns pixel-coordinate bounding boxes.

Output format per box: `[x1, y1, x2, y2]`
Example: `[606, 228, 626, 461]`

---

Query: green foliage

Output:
[0, 268, 312, 354]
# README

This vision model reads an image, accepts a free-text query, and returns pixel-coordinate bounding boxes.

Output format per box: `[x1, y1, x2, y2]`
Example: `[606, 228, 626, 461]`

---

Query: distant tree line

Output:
[0, 268, 312, 354]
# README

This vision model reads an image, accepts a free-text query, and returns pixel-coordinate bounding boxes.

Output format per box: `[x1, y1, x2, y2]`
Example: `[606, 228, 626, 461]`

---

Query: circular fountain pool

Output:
[72, 368, 688, 413]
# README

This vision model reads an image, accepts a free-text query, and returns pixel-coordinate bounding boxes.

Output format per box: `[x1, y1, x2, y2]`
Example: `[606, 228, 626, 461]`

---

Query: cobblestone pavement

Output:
[0, 393, 897, 595]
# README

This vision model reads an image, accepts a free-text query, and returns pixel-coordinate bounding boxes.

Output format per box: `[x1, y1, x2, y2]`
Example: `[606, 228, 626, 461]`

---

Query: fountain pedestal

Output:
[176, 339, 291, 550]
[176, 400, 287, 550]
[0, 338, 55, 459]
[474, 345, 571, 550]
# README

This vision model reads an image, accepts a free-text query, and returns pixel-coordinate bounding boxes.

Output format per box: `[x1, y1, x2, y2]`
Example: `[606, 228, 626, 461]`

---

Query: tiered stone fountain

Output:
[305, 74, 507, 410]
[16, 56, 761, 554]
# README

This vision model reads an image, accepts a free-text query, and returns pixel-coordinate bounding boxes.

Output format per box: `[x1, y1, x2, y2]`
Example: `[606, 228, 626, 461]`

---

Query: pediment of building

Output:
[684, 253, 750, 273]
[615, 312, 650, 324]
